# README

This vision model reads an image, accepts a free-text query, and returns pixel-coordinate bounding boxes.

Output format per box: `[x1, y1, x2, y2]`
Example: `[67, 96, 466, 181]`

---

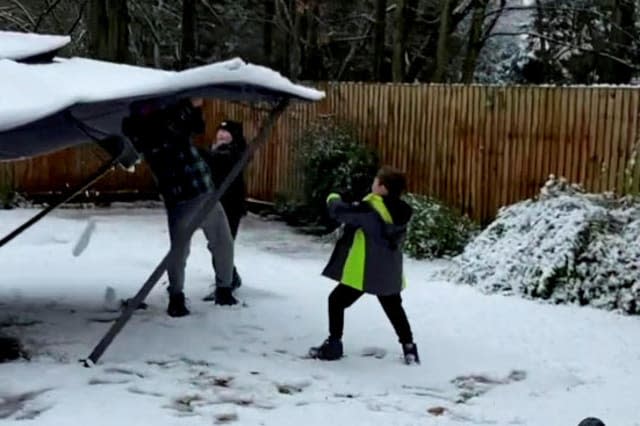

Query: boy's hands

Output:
[326, 193, 341, 204]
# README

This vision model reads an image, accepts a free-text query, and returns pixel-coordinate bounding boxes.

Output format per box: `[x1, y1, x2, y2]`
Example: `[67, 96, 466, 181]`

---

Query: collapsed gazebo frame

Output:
[0, 97, 291, 366]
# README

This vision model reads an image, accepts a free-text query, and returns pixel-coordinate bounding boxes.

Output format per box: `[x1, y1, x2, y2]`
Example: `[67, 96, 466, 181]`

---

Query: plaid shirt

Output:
[124, 102, 214, 206]
[146, 142, 214, 206]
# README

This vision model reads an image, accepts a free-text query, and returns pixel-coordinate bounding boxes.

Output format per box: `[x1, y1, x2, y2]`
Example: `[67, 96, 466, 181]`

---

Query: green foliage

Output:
[283, 118, 379, 229]
[403, 193, 479, 259]
[0, 181, 16, 210]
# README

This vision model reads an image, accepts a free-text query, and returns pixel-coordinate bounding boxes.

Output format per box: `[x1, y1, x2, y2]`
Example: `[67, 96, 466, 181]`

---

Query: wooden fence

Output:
[2, 83, 640, 223]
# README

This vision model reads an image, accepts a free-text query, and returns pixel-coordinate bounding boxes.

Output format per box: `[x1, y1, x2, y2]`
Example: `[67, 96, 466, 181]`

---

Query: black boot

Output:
[167, 292, 190, 317]
[309, 337, 343, 361]
[214, 287, 238, 306]
[402, 343, 420, 365]
[0, 335, 24, 363]
[231, 267, 242, 290]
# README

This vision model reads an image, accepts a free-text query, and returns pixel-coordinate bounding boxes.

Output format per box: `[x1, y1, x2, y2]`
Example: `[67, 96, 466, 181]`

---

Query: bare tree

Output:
[433, 0, 453, 82]
[180, 0, 196, 68]
[392, 0, 406, 81]
[461, 0, 506, 83]
[373, 0, 387, 80]
[87, 0, 131, 62]
[263, 0, 276, 66]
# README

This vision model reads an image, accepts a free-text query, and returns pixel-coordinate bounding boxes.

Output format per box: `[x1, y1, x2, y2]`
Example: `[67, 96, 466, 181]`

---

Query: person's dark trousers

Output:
[222, 205, 243, 289]
[226, 212, 241, 239]
[328, 284, 414, 344]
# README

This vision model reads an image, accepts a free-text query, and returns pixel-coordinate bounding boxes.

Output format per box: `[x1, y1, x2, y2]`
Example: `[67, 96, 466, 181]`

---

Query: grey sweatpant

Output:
[166, 192, 234, 295]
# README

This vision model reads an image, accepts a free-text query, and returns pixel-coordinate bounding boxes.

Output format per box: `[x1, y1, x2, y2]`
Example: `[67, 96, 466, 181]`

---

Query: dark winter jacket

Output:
[122, 100, 214, 207]
[322, 193, 413, 295]
[199, 121, 248, 225]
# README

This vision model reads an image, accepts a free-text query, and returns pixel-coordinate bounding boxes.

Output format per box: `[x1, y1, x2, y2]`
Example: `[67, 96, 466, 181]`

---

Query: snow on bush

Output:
[448, 176, 640, 314]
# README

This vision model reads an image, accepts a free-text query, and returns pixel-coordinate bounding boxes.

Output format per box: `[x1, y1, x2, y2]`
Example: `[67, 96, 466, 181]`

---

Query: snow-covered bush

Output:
[0, 186, 27, 209]
[277, 118, 379, 230]
[448, 176, 640, 314]
[403, 193, 478, 259]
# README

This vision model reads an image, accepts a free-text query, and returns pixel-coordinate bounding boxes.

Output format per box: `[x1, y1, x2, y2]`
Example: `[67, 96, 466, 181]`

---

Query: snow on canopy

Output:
[0, 56, 324, 133]
[0, 31, 325, 161]
[0, 31, 70, 60]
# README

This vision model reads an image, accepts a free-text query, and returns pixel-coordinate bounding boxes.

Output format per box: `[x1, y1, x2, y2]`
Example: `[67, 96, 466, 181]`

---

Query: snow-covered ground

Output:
[1, 207, 638, 426]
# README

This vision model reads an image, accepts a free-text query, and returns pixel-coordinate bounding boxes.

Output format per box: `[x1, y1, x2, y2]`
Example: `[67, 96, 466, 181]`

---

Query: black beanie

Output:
[217, 120, 244, 143]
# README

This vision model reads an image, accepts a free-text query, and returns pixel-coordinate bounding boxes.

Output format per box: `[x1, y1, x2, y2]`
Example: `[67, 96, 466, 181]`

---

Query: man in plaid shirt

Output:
[123, 98, 238, 316]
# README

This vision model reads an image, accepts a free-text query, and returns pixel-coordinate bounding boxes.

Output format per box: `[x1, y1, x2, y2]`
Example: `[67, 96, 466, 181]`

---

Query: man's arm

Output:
[96, 135, 141, 170]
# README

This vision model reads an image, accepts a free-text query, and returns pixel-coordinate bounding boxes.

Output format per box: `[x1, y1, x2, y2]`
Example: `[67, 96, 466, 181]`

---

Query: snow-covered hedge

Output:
[448, 177, 640, 314]
[403, 193, 478, 259]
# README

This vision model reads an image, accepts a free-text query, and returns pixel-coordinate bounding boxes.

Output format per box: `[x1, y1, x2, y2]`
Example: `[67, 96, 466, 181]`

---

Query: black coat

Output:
[199, 141, 247, 225]
[322, 193, 413, 295]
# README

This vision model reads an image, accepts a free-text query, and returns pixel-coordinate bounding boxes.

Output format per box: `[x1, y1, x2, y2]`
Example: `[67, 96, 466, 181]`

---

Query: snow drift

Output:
[448, 176, 640, 314]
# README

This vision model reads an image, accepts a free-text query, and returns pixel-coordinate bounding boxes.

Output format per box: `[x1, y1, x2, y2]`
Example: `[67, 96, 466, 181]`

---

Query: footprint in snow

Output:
[88, 377, 131, 386]
[127, 386, 164, 398]
[0, 389, 52, 420]
[104, 367, 146, 378]
[452, 369, 527, 403]
[275, 379, 312, 395]
[214, 411, 239, 424]
[361, 347, 387, 359]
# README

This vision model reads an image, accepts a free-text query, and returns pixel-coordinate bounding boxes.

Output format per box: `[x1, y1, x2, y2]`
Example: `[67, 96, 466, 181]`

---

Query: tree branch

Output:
[481, 0, 506, 41]
[67, 0, 88, 35]
[199, 0, 225, 26]
[489, 31, 640, 70]
[337, 23, 372, 79]
[275, 0, 294, 34]
[483, 4, 638, 43]
[33, 0, 64, 32]
[8, 0, 35, 26]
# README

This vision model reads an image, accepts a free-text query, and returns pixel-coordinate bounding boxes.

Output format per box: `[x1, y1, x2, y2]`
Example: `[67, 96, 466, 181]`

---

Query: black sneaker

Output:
[309, 337, 343, 361]
[402, 343, 420, 365]
[214, 287, 238, 306]
[167, 292, 190, 317]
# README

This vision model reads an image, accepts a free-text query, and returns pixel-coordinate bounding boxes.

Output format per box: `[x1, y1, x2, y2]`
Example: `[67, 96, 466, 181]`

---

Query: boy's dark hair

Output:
[377, 166, 407, 198]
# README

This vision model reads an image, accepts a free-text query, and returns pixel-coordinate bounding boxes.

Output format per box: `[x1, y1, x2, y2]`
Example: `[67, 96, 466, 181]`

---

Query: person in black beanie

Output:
[199, 120, 248, 299]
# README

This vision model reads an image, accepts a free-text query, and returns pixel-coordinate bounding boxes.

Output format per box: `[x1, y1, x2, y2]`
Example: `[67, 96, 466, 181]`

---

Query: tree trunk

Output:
[392, 0, 405, 82]
[461, 0, 486, 83]
[289, 0, 303, 79]
[433, 0, 453, 82]
[181, 0, 197, 69]
[263, 0, 275, 66]
[602, 0, 635, 83]
[303, 2, 323, 80]
[88, 0, 131, 63]
[373, 0, 387, 80]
